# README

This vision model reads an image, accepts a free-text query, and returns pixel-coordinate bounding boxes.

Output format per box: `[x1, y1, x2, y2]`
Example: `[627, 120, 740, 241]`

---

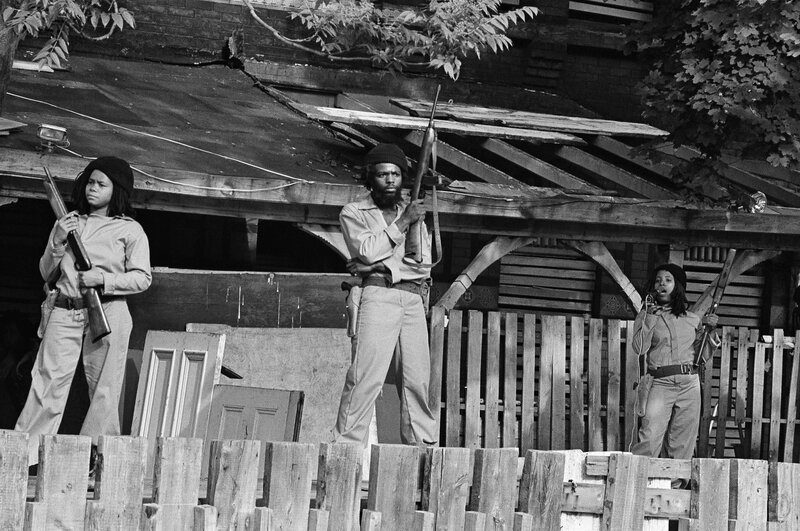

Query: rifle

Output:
[42, 167, 112, 343]
[404, 85, 442, 267]
[695, 249, 736, 367]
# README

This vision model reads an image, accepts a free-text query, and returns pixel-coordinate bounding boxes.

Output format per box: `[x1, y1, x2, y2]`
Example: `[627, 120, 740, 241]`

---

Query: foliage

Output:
[628, 0, 800, 173]
[244, 0, 538, 80]
[1, 0, 134, 69]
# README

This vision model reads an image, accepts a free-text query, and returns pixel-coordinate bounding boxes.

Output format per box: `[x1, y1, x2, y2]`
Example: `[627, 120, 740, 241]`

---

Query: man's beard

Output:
[371, 188, 403, 209]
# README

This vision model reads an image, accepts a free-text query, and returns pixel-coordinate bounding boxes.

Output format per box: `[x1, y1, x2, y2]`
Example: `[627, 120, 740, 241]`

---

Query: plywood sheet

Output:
[186, 325, 351, 443]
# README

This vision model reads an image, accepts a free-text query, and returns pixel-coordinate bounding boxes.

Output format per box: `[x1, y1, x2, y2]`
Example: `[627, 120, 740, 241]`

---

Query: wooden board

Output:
[185, 325, 351, 443]
[446, 311, 464, 447]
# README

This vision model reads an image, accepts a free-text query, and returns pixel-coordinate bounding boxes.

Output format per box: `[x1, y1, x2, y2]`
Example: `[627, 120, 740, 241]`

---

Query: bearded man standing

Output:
[333, 143, 438, 447]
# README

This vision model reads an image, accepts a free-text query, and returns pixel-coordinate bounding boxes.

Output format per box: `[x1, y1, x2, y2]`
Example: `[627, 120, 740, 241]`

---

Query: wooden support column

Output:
[567, 240, 643, 313]
[436, 236, 534, 310]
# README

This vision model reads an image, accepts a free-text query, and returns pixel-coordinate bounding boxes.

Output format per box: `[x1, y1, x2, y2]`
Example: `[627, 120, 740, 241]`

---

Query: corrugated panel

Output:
[499, 245, 596, 314]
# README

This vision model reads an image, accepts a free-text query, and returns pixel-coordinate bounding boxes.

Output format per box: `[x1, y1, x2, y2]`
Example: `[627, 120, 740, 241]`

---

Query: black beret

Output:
[81, 156, 134, 196]
[654, 263, 687, 288]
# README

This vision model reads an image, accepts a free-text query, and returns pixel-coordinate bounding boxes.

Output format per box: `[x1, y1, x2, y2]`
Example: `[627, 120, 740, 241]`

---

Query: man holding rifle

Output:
[333, 143, 438, 446]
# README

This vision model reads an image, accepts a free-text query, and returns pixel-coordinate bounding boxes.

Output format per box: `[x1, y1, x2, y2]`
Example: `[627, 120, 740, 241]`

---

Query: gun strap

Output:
[402, 186, 442, 269]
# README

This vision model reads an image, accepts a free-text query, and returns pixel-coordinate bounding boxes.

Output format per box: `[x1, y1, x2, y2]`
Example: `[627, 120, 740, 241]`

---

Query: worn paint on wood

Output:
[471, 448, 518, 531]
[206, 439, 261, 530]
[730, 459, 767, 527]
[690, 458, 730, 528]
[35, 435, 92, 530]
[317, 443, 362, 531]
[262, 442, 316, 530]
[422, 447, 472, 530]
[518, 450, 565, 530]
[0, 431, 28, 531]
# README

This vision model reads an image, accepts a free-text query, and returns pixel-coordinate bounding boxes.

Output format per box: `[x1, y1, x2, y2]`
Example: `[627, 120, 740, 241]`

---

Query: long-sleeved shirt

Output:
[40, 213, 152, 299]
[631, 307, 703, 369]
[340, 195, 431, 284]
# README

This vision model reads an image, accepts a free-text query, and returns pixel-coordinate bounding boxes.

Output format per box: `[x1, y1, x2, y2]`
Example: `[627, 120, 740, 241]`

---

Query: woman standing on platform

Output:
[631, 264, 718, 461]
[16, 157, 151, 466]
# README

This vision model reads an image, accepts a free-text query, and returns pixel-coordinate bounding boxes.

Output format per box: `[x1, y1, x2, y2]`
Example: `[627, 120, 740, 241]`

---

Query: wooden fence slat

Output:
[607, 320, 622, 451]
[588, 319, 603, 451]
[421, 447, 472, 530]
[446, 310, 463, 447]
[752, 343, 767, 459]
[485, 312, 501, 449]
[715, 327, 733, 458]
[521, 314, 537, 453]
[769, 461, 800, 529]
[697, 342, 715, 457]
[262, 442, 315, 530]
[465, 311, 484, 449]
[368, 444, 421, 530]
[308, 508, 330, 531]
[518, 450, 565, 530]
[734, 327, 751, 428]
[769, 330, 785, 461]
[503, 313, 519, 448]
[623, 320, 639, 452]
[361, 509, 381, 531]
[551, 316, 567, 450]
[152, 437, 203, 504]
[414, 510, 434, 531]
[602, 453, 649, 531]
[730, 459, 768, 528]
[84, 436, 147, 530]
[464, 511, 488, 531]
[429, 306, 447, 432]
[569, 317, 586, 450]
[317, 443, 362, 531]
[193, 505, 217, 531]
[34, 434, 92, 529]
[561, 449, 602, 529]
[690, 458, 730, 528]
[0, 430, 28, 531]
[207, 439, 261, 530]
[783, 332, 800, 462]
[24, 502, 47, 530]
[471, 448, 517, 531]
[513, 512, 534, 531]
[538, 316, 555, 450]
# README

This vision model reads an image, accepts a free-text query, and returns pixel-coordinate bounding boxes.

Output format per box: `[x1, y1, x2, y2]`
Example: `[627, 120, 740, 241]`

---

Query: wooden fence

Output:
[427, 308, 800, 462]
[4, 430, 800, 530]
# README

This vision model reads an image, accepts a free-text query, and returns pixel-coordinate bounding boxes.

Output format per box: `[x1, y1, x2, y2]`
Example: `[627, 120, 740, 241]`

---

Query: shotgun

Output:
[695, 249, 736, 366]
[42, 167, 112, 343]
[404, 85, 441, 266]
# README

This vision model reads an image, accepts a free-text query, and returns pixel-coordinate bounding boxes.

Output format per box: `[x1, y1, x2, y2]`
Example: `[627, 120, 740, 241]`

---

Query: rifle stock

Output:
[405, 85, 441, 264]
[695, 249, 737, 365]
[42, 167, 112, 343]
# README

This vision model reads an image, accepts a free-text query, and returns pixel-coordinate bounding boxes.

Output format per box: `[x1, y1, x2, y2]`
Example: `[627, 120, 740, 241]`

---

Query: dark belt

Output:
[362, 276, 426, 297]
[53, 294, 124, 310]
[648, 363, 697, 379]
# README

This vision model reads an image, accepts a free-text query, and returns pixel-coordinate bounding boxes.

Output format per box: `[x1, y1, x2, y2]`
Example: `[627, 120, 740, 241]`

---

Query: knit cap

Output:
[364, 143, 408, 174]
[81, 156, 134, 196]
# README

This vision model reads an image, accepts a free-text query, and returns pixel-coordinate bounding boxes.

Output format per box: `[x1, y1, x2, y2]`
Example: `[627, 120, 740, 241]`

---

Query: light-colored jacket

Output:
[631, 307, 713, 369]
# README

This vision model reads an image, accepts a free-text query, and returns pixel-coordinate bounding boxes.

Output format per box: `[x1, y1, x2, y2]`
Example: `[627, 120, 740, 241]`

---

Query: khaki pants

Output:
[632, 374, 700, 459]
[16, 299, 132, 465]
[334, 285, 438, 446]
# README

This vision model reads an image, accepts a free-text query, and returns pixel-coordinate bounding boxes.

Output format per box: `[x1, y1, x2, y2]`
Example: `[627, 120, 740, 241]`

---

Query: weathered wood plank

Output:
[485, 312, 501, 449]
[521, 314, 537, 453]
[730, 459, 768, 528]
[588, 319, 603, 451]
[570, 317, 586, 450]
[698, 333, 715, 457]
[152, 437, 203, 504]
[471, 448, 518, 531]
[769, 330, 785, 461]
[317, 443, 362, 531]
[262, 442, 316, 530]
[607, 320, 622, 451]
[602, 453, 649, 531]
[464, 511, 488, 531]
[367, 445, 421, 530]
[752, 343, 767, 459]
[547, 316, 567, 450]
[428, 306, 447, 431]
[734, 328, 752, 428]
[585, 455, 692, 480]
[513, 512, 534, 531]
[783, 332, 800, 462]
[414, 510, 434, 531]
[34, 435, 92, 530]
[308, 508, 330, 531]
[561, 449, 602, 530]
[715, 327, 733, 458]
[624, 321, 639, 452]
[503, 313, 519, 448]
[690, 458, 730, 528]
[465, 311, 484, 449]
[519, 451, 565, 530]
[421, 447, 472, 530]
[207, 439, 261, 530]
[361, 509, 382, 531]
[446, 311, 463, 447]
[538, 317, 555, 451]
[0, 430, 28, 531]
[769, 461, 800, 529]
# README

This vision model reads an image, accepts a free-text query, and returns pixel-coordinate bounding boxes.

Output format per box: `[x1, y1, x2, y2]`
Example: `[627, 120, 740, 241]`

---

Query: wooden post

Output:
[607, 320, 622, 451]
[471, 448, 517, 531]
[262, 442, 316, 530]
[769, 330, 785, 461]
[752, 343, 767, 459]
[193, 505, 218, 531]
[485, 311, 501, 449]
[368, 444, 422, 530]
[308, 508, 330, 531]
[569, 317, 586, 450]
[446, 311, 463, 447]
[464, 511, 487, 531]
[207, 439, 261, 530]
[768, 461, 800, 529]
[429, 306, 447, 432]
[84, 436, 147, 530]
[0, 430, 28, 530]
[361, 509, 381, 531]
[317, 443, 362, 531]
[513, 512, 533, 531]
[503, 313, 518, 448]
[783, 332, 800, 462]
[31, 434, 92, 530]
[421, 446, 472, 530]
[730, 459, 767, 528]
[588, 319, 603, 451]
[521, 314, 537, 453]
[690, 458, 730, 528]
[465, 311, 484, 449]
[601, 453, 649, 531]
[518, 450, 565, 530]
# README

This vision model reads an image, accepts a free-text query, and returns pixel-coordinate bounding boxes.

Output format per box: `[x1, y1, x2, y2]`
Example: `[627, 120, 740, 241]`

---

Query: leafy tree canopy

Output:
[244, 0, 538, 80]
[1, 0, 134, 69]
[629, 0, 800, 175]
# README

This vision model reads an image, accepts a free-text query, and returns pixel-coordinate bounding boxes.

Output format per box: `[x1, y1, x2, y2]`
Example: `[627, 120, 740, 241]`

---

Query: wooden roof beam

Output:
[554, 146, 681, 199]
[589, 136, 674, 181]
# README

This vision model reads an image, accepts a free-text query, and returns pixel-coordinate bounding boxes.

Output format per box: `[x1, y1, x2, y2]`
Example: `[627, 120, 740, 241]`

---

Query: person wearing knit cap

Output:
[15, 157, 152, 468]
[630, 263, 718, 472]
[332, 143, 438, 447]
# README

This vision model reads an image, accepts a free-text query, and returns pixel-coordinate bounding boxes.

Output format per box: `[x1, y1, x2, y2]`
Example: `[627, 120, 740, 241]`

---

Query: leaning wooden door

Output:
[204, 384, 303, 476]
[131, 330, 226, 439]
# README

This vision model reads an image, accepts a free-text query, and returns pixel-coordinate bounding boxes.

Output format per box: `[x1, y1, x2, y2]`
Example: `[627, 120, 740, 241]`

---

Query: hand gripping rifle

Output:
[694, 249, 736, 367]
[404, 85, 442, 268]
[42, 167, 112, 343]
